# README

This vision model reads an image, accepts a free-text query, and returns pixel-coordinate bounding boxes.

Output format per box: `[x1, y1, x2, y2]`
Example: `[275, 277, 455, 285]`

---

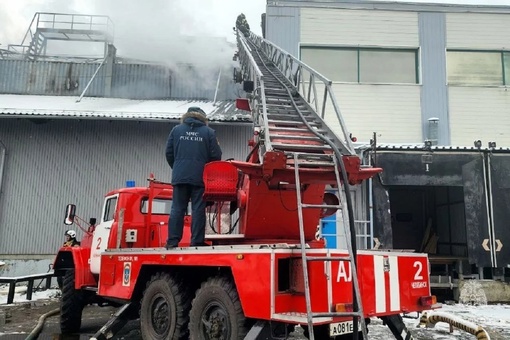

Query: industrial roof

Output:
[273, 0, 510, 13]
[0, 94, 252, 124]
[354, 143, 510, 152]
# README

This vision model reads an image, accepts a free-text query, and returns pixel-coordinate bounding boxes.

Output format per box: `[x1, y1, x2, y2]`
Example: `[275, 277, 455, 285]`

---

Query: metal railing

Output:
[0, 272, 54, 304]
[36, 12, 114, 40]
[239, 32, 355, 156]
[8, 12, 114, 56]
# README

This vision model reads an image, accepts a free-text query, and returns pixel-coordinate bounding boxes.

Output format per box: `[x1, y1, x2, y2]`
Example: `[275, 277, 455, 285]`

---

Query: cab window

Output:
[103, 197, 118, 222]
[140, 198, 172, 214]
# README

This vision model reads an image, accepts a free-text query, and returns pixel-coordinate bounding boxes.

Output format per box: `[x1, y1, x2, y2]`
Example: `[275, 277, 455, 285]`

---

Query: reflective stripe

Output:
[373, 255, 386, 313]
[389, 256, 401, 312]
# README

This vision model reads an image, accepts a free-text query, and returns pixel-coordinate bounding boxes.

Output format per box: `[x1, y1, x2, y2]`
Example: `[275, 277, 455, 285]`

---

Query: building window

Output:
[447, 51, 504, 85]
[300, 46, 419, 84]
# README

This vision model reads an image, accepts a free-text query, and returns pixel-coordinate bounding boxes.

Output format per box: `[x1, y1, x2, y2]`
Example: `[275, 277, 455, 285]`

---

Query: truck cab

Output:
[52, 179, 193, 333]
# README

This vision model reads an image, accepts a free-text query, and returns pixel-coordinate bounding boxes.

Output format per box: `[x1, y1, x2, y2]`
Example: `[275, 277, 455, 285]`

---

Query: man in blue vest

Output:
[165, 107, 222, 249]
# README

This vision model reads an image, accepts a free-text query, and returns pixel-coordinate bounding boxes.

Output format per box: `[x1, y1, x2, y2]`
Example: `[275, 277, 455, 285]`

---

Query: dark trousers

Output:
[167, 184, 206, 246]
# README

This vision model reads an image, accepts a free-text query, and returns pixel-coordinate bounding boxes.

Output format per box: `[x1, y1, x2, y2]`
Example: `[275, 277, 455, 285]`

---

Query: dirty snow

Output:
[0, 286, 59, 305]
[1, 284, 510, 339]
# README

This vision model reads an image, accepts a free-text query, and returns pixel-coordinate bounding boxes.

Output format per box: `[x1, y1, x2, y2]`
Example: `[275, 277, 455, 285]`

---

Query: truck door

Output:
[90, 194, 118, 274]
[462, 158, 492, 267]
[488, 154, 510, 268]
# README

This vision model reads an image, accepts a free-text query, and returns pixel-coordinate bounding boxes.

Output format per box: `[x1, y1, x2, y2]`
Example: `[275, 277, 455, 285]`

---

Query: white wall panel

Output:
[301, 8, 418, 47]
[447, 13, 510, 49]
[449, 87, 510, 147]
[323, 84, 422, 143]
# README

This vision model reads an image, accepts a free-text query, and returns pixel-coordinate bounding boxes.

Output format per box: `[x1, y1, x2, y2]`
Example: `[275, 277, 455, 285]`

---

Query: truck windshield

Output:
[140, 198, 172, 215]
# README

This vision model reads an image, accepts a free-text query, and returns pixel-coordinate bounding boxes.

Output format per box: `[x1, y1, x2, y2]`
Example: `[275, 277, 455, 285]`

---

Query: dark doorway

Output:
[388, 186, 468, 257]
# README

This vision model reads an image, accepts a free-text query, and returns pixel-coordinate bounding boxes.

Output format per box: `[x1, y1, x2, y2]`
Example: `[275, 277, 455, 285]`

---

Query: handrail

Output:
[240, 31, 355, 155]
[37, 12, 114, 41]
[0, 272, 54, 304]
[236, 33, 272, 153]
[19, 12, 39, 47]
[8, 12, 114, 57]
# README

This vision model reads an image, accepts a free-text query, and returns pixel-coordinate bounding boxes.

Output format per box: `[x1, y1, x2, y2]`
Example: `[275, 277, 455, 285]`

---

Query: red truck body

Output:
[99, 247, 432, 320]
[52, 29, 439, 340]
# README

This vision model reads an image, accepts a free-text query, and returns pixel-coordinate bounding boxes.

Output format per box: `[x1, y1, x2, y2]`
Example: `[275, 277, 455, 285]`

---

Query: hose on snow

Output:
[25, 307, 60, 340]
[418, 311, 490, 340]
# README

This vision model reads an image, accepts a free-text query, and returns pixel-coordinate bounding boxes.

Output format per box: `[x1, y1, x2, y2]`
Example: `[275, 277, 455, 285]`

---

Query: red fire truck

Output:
[53, 30, 439, 340]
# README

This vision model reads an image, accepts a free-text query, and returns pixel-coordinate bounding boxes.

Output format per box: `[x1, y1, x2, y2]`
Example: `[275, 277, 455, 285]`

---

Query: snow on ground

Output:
[1, 284, 510, 339]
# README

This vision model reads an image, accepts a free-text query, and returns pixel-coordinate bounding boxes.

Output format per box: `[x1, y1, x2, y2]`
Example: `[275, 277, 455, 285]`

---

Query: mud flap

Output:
[90, 303, 132, 340]
[380, 314, 414, 340]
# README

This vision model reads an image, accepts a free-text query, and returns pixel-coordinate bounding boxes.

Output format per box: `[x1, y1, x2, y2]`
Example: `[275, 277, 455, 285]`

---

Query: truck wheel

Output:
[189, 276, 248, 340]
[60, 269, 85, 333]
[140, 273, 191, 340]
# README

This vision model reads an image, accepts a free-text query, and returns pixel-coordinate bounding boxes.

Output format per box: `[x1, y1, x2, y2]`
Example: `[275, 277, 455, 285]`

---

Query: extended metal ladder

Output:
[237, 32, 368, 339]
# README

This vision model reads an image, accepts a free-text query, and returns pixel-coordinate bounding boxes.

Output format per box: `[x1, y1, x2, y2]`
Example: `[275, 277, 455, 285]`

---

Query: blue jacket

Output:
[165, 112, 222, 186]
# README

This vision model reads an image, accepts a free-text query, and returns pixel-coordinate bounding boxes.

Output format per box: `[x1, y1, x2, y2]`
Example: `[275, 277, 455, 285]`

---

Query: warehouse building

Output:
[265, 0, 510, 286]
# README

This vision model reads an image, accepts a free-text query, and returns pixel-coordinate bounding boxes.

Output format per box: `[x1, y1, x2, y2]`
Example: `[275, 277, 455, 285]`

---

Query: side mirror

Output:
[64, 204, 76, 225]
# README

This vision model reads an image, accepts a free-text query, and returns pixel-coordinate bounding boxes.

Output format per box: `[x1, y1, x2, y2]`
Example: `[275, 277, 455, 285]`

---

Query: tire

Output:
[189, 276, 248, 340]
[60, 269, 85, 333]
[140, 273, 191, 340]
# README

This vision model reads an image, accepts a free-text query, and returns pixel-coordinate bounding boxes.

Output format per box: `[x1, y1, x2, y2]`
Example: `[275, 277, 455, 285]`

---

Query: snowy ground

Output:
[1, 285, 510, 339]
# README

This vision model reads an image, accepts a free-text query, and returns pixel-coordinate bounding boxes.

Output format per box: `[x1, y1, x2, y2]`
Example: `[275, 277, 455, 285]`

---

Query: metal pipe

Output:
[486, 153, 497, 267]
[481, 153, 495, 267]
[0, 141, 6, 197]
[76, 55, 107, 103]
[213, 68, 222, 103]
[116, 208, 124, 249]
[367, 151, 374, 249]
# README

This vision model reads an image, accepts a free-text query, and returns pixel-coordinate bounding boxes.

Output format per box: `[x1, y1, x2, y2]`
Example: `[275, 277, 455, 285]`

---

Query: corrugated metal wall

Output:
[0, 60, 236, 101]
[266, 6, 300, 58]
[112, 63, 171, 99]
[0, 60, 105, 96]
[0, 119, 251, 255]
[419, 12, 450, 145]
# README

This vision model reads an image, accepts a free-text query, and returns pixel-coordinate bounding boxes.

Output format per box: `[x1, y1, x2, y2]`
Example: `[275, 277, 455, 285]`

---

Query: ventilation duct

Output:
[427, 117, 439, 145]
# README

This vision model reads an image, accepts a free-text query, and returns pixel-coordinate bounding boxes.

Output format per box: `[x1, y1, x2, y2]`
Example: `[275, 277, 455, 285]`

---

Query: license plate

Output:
[329, 320, 358, 336]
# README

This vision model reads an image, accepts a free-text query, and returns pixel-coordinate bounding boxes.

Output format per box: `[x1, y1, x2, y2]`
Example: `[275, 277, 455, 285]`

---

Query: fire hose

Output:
[25, 308, 60, 340]
[418, 311, 491, 340]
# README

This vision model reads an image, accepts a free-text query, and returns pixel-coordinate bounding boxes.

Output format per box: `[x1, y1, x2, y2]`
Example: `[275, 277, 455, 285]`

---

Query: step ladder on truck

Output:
[52, 27, 440, 340]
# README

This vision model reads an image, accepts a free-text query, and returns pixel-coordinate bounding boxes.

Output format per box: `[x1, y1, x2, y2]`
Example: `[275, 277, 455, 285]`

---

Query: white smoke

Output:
[0, 0, 265, 67]
[0, 0, 265, 100]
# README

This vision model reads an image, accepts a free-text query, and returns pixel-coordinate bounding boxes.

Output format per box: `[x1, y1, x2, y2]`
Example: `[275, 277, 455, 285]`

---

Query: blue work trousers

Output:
[167, 184, 206, 246]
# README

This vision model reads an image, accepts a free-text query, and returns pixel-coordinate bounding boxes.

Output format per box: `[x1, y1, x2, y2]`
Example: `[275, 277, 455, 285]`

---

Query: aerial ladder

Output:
[233, 30, 382, 340]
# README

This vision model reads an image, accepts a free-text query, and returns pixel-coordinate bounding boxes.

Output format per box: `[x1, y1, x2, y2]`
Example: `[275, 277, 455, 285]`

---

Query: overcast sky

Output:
[1, 0, 509, 62]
